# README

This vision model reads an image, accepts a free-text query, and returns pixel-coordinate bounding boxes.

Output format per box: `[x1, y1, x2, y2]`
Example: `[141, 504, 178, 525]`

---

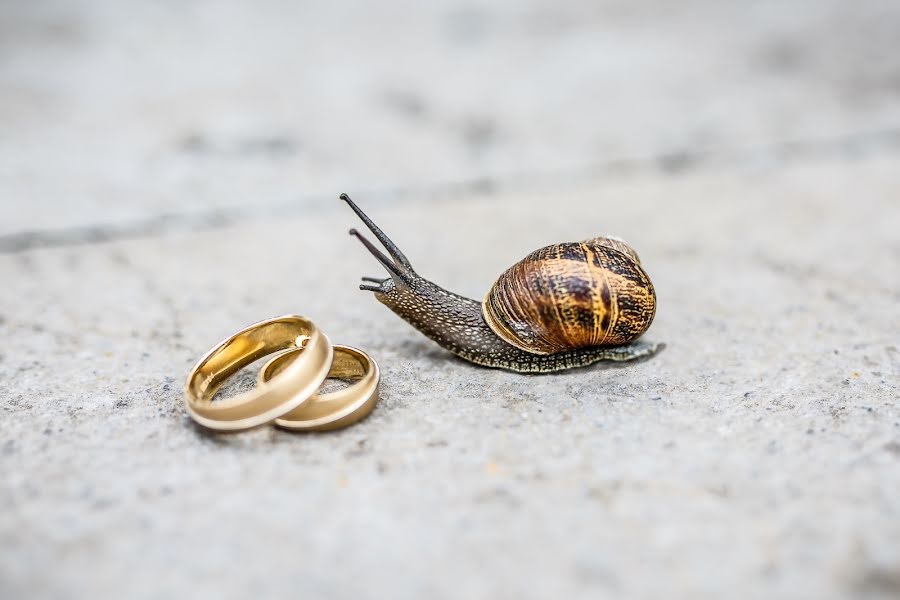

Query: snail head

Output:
[341, 193, 419, 296]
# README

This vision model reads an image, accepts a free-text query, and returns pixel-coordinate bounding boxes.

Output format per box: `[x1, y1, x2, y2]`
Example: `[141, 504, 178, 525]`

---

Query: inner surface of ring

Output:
[267, 347, 366, 382]
[190, 320, 310, 402]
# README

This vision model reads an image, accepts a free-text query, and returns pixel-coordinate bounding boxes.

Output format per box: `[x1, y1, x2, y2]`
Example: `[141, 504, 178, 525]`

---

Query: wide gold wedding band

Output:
[184, 315, 333, 431]
[259, 345, 380, 432]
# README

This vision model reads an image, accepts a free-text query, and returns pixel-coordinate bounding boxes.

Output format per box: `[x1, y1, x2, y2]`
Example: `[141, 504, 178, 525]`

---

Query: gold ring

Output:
[184, 315, 334, 431]
[258, 344, 380, 431]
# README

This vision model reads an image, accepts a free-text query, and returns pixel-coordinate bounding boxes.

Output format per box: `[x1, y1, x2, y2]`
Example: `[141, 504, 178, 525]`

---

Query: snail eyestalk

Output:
[341, 193, 413, 268]
[341, 194, 661, 373]
[348, 228, 410, 282]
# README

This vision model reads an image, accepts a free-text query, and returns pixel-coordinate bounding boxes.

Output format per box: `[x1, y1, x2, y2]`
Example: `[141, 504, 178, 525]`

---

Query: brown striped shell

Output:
[481, 237, 656, 355]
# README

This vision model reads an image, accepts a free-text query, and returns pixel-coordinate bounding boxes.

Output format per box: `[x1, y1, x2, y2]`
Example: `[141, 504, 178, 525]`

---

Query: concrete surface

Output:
[1, 1, 899, 599]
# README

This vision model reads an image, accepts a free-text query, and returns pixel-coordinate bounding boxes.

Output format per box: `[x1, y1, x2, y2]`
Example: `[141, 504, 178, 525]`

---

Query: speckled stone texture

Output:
[2, 1, 899, 599]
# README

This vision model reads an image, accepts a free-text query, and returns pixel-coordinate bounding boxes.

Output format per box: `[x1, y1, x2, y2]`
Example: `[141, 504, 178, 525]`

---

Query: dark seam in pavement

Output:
[2, 127, 900, 254]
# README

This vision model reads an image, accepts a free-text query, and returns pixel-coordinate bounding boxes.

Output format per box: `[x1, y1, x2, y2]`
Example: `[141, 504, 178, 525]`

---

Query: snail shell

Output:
[481, 237, 656, 355]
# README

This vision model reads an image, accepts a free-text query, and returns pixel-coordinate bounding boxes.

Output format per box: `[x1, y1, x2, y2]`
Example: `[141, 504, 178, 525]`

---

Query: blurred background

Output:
[2, 0, 899, 241]
[2, 1, 899, 599]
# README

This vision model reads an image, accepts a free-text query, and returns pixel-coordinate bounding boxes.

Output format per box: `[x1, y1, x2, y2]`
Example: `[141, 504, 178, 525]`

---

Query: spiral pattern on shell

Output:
[481, 238, 656, 355]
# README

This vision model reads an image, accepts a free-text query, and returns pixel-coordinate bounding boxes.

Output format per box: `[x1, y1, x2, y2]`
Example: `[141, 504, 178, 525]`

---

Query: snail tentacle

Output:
[349, 228, 409, 281]
[341, 193, 413, 268]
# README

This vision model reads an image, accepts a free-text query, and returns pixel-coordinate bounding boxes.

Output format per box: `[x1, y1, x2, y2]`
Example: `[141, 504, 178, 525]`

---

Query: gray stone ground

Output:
[2, 1, 899, 599]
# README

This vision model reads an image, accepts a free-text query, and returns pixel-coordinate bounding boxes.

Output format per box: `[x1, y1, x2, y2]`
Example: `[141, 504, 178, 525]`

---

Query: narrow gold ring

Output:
[184, 315, 334, 431]
[258, 344, 380, 431]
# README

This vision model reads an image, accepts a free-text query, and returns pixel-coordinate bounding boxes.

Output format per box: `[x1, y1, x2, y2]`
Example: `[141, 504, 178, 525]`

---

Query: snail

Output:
[341, 193, 661, 373]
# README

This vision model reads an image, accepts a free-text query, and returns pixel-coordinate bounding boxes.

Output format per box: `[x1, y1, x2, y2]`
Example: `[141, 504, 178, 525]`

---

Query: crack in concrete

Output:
[2, 126, 899, 254]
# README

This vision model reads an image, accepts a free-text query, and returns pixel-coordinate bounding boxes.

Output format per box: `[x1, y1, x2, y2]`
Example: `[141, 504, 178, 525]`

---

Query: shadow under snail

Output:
[341, 193, 661, 373]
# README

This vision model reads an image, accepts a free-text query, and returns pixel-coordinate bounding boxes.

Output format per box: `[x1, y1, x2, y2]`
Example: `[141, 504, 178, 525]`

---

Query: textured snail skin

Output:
[341, 194, 661, 373]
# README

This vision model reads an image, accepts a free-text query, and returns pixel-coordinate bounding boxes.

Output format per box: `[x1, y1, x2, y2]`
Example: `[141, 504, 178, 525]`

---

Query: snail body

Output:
[341, 194, 660, 373]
